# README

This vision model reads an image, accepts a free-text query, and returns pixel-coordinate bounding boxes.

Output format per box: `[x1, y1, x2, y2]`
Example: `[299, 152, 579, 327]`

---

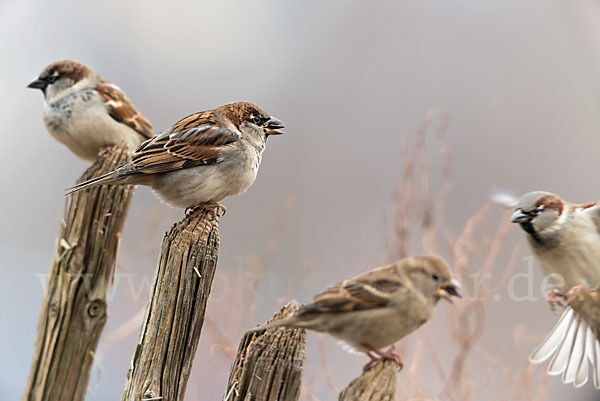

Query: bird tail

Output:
[529, 307, 600, 389]
[246, 316, 301, 334]
[65, 170, 120, 195]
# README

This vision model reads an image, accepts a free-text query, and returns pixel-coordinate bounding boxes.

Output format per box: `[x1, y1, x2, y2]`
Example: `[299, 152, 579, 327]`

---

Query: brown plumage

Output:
[95, 79, 153, 139]
[67, 101, 284, 210]
[128, 110, 240, 173]
[512, 191, 600, 388]
[28, 60, 153, 161]
[249, 255, 462, 371]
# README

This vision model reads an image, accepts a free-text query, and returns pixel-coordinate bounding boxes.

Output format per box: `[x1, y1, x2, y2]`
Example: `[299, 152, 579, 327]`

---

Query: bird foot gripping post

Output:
[121, 207, 220, 401]
[22, 146, 135, 401]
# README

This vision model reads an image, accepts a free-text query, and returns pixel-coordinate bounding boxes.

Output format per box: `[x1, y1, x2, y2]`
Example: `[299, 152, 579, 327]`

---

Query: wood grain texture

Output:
[121, 207, 220, 401]
[338, 360, 397, 401]
[22, 146, 135, 401]
[223, 302, 306, 401]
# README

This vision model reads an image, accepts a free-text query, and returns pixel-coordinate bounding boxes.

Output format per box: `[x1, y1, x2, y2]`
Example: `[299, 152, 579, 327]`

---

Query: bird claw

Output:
[363, 346, 404, 372]
[546, 289, 567, 313]
[185, 202, 226, 218]
[214, 203, 227, 216]
[546, 286, 595, 312]
[565, 285, 592, 304]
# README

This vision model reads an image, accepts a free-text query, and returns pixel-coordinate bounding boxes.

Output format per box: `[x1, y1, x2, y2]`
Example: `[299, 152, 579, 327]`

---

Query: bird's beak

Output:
[510, 209, 529, 223]
[264, 117, 285, 136]
[437, 278, 463, 303]
[27, 78, 47, 90]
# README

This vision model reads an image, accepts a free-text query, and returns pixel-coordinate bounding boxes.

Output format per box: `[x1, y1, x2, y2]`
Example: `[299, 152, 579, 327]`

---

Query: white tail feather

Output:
[576, 357, 589, 387]
[575, 330, 588, 388]
[529, 308, 574, 363]
[583, 327, 598, 388]
[530, 307, 600, 389]
[594, 336, 600, 389]
[563, 320, 585, 384]
[548, 316, 578, 375]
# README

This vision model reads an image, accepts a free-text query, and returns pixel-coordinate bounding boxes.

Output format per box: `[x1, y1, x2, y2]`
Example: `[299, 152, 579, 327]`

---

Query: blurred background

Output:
[3, 0, 600, 400]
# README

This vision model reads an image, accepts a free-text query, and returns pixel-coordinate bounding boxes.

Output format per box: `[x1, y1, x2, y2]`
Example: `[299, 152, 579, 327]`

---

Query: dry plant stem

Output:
[338, 360, 397, 401]
[121, 208, 220, 401]
[223, 301, 306, 401]
[387, 111, 550, 400]
[22, 146, 134, 401]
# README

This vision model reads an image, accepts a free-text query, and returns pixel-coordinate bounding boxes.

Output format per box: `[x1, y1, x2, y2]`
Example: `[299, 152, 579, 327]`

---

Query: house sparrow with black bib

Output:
[28, 60, 153, 161]
[511, 191, 600, 388]
[67, 102, 284, 214]
[248, 255, 461, 371]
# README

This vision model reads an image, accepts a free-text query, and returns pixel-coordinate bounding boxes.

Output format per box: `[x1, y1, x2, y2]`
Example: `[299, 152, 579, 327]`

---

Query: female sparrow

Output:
[67, 102, 284, 212]
[28, 60, 153, 161]
[249, 255, 461, 371]
[511, 191, 600, 388]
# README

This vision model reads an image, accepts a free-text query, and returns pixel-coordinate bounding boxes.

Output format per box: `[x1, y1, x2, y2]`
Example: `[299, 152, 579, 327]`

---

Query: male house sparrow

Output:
[28, 60, 153, 161]
[67, 102, 284, 212]
[511, 191, 600, 388]
[249, 255, 462, 371]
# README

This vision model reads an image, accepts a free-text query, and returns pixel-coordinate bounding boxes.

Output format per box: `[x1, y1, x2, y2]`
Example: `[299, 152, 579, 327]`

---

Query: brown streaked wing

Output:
[95, 80, 154, 139]
[299, 265, 403, 315]
[170, 109, 219, 132]
[126, 112, 240, 174]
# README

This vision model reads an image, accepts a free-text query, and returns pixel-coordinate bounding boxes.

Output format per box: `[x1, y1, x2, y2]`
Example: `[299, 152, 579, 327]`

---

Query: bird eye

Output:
[250, 115, 263, 125]
[431, 273, 439, 281]
[534, 206, 544, 213]
[46, 75, 59, 84]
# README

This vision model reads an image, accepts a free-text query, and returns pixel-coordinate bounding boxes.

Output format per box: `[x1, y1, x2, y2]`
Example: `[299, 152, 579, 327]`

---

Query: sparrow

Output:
[248, 255, 462, 371]
[66, 102, 284, 212]
[511, 191, 600, 388]
[28, 60, 153, 161]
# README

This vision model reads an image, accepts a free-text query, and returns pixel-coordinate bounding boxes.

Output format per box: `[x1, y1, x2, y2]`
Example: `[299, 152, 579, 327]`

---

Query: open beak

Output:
[437, 278, 463, 303]
[264, 117, 285, 136]
[27, 78, 47, 90]
[510, 209, 529, 223]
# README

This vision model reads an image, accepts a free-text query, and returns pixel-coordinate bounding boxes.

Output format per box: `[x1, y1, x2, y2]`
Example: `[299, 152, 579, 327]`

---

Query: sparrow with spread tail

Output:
[67, 102, 284, 213]
[511, 191, 600, 388]
[249, 255, 462, 371]
[28, 60, 153, 161]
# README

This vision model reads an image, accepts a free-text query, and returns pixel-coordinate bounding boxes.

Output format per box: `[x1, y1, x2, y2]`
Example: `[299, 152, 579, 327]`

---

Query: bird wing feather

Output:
[95, 80, 154, 139]
[527, 203, 600, 389]
[530, 307, 600, 389]
[298, 265, 404, 315]
[120, 111, 240, 176]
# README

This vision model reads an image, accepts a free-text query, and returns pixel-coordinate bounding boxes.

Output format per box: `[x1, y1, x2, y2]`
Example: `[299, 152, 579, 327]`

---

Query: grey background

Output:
[2, 0, 600, 400]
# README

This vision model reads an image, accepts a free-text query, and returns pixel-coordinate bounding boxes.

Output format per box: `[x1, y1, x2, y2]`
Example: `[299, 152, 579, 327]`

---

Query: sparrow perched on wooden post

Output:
[511, 191, 600, 388]
[28, 60, 153, 161]
[67, 102, 284, 214]
[249, 255, 462, 371]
